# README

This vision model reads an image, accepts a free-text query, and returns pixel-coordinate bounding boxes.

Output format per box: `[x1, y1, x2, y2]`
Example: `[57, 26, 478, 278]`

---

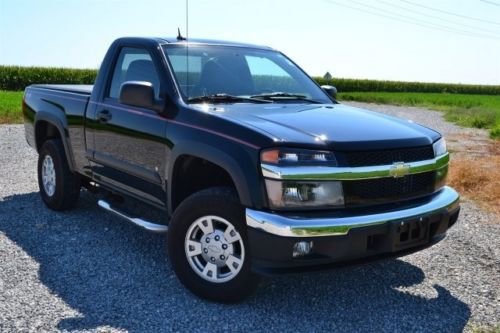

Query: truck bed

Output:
[23, 84, 93, 168]
[30, 84, 94, 95]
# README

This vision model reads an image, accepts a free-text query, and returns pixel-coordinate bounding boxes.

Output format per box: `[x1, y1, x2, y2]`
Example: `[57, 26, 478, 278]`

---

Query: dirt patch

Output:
[449, 156, 500, 216]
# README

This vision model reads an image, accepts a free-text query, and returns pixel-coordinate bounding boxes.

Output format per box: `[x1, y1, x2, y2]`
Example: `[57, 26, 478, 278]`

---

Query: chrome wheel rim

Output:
[184, 215, 245, 283]
[42, 155, 56, 197]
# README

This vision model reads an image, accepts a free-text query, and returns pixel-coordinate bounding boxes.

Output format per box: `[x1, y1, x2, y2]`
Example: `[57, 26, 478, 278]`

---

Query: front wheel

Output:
[167, 187, 260, 303]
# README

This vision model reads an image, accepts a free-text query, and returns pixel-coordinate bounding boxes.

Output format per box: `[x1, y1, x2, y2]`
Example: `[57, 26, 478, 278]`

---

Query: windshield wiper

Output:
[250, 92, 322, 104]
[187, 93, 272, 104]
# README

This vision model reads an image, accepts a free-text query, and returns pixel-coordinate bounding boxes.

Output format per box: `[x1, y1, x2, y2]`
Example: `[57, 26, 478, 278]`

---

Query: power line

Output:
[350, 0, 500, 37]
[324, 0, 500, 41]
[400, 0, 500, 25]
[340, 0, 495, 38]
[480, 0, 500, 7]
[377, 0, 499, 35]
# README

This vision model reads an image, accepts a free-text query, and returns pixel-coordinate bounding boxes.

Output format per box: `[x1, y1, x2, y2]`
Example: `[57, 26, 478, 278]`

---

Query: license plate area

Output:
[391, 217, 429, 250]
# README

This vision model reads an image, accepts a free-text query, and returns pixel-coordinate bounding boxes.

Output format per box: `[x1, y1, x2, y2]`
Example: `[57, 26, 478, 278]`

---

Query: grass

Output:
[339, 92, 500, 139]
[0, 91, 23, 124]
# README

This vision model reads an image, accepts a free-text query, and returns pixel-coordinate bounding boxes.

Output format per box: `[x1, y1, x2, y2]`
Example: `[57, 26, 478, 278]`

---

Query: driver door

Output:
[91, 47, 168, 206]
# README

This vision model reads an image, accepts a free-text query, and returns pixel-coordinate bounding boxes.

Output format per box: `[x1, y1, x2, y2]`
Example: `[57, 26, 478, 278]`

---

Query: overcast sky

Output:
[1, 0, 499, 84]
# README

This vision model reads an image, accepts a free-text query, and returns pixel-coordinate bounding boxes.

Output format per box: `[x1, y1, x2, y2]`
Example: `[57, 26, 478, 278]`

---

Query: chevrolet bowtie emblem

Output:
[389, 162, 410, 178]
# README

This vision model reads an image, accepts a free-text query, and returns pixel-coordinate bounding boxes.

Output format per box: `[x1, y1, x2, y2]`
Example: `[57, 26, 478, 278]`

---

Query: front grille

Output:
[343, 171, 436, 207]
[343, 146, 434, 167]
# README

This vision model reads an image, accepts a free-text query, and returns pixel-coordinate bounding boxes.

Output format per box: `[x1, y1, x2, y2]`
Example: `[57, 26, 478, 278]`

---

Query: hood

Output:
[193, 103, 441, 151]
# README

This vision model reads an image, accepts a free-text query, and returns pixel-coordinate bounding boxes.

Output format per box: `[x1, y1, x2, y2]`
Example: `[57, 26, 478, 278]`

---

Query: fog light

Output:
[293, 241, 313, 257]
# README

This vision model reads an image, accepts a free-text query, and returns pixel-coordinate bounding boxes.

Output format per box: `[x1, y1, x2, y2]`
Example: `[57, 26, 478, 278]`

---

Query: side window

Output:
[108, 47, 161, 100]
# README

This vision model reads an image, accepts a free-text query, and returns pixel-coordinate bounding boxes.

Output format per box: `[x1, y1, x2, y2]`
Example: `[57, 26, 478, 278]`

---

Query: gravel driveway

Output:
[1, 104, 499, 332]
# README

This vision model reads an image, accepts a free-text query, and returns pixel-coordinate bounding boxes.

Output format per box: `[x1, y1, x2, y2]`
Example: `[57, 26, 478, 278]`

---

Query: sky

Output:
[1, 0, 499, 85]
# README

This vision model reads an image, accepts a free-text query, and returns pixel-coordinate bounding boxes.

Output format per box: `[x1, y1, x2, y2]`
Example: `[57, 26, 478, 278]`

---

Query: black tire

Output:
[167, 187, 261, 303]
[37, 139, 80, 211]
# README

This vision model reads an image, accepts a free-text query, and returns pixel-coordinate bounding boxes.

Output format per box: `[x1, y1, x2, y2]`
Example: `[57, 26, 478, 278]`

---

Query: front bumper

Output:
[246, 186, 460, 273]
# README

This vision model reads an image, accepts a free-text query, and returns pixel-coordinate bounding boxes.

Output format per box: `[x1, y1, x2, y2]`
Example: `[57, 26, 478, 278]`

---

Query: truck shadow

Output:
[0, 192, 471, 332]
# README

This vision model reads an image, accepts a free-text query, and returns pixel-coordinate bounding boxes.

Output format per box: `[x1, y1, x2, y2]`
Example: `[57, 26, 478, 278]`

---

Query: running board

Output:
[97, 200, 168, 233]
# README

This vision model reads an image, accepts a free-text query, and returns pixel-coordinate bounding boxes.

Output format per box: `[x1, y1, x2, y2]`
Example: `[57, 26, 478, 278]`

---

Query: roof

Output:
[156, 37, 273, 50]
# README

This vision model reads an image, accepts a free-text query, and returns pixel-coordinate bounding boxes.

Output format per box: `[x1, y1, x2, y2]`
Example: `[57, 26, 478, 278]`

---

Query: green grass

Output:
[0, 91, 23, 124]
[339, 92, 500, 139]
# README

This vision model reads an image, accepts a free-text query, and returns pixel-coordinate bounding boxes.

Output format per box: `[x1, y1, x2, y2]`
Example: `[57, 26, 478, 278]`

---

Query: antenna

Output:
[184, 0, 190, 96]
[177, 27, 186, 41]
[186, 0, 189, 40]
[176, 0, 189, 41]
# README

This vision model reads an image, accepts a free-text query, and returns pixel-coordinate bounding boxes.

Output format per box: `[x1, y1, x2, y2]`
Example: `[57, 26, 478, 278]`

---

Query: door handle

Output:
[97, 109, 112, 123]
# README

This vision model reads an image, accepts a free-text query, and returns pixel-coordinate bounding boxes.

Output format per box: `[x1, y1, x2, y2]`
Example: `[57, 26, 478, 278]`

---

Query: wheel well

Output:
[35, 121, 61, 151]
[171, 155, 238, 211]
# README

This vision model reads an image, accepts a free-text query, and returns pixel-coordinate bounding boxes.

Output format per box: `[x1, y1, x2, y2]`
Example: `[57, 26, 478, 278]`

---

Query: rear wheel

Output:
[37, 139, 80, 211]
[167, 187, 260, 303]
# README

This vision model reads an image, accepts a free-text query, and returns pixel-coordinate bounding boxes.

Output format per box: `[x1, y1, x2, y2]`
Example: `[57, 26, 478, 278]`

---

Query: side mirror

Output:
[321, 85, 337, 99]
[119, 81, 155, 109]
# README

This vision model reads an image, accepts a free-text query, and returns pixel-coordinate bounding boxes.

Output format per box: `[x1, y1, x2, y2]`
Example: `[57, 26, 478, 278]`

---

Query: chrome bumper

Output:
[246, 186, 460, 237]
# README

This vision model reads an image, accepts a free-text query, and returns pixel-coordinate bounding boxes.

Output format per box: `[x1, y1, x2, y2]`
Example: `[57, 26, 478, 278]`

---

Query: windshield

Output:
[162, 44, 331, 104]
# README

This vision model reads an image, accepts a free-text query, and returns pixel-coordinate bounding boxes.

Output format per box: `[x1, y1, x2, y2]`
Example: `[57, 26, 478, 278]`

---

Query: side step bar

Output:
[97, 200, 168, 233]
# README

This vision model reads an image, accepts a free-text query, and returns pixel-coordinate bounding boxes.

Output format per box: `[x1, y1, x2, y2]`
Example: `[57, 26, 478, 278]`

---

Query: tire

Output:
[167, 187, 261, 303]
[37, 139, 80, 211]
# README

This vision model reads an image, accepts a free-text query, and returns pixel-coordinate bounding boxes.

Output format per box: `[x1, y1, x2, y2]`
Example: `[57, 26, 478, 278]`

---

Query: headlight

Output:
[261, 148, 337, 166]
[265, 179, 344, 209]
[261, 148, 344, 209]
[433, 138, 447, 157]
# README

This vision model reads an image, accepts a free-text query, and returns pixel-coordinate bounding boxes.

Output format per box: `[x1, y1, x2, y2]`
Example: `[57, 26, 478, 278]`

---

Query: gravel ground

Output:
[1, 108, 499, 332]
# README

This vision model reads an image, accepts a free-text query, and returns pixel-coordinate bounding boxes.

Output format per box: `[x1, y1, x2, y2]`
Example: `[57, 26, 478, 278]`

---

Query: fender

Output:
[167, 140, 260, 215]
[34, 110, 77, 172]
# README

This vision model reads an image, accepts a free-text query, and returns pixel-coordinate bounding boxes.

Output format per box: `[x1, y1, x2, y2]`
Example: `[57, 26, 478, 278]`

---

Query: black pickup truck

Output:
[23, 37, 460, 302]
